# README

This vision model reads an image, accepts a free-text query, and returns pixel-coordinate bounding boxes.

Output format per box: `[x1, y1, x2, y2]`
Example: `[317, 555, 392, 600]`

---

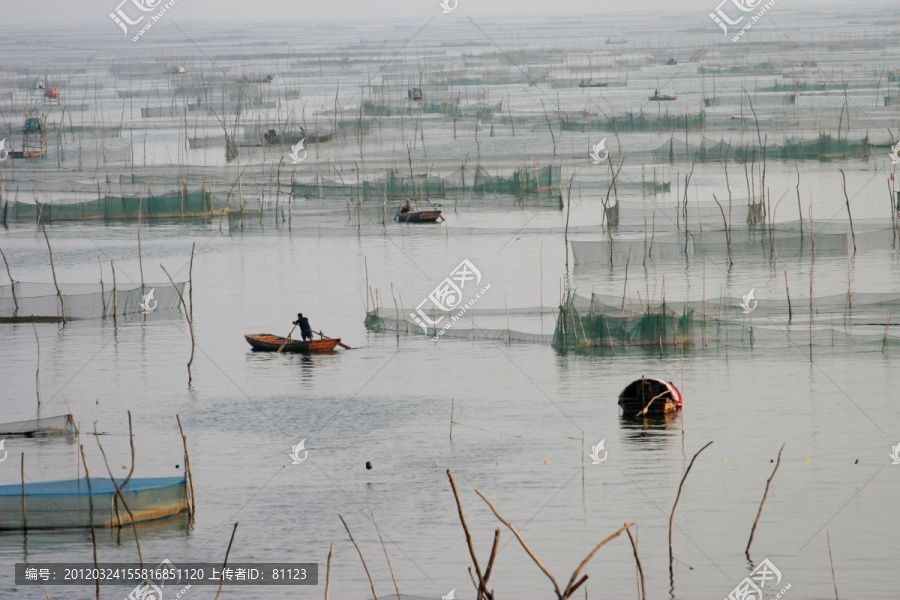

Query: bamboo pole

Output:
[161, 265, 195, 383]
[176, 414, 196, 515]
[91, 526, 100, 600]
[324, 542, 334, 600]
[625, 524, 646, 600]
[188, 242, 195, 320]
[111, 260, 118, 321]
[339, 515, 379, 600]
[450, 399, 454, 441]
[366, 498, 401, 600]
[839, 169, 856, 254]
[785, 272, 792, 322]
[214, 522, 239, 600]
[746, 443, 785, 556]
[94, 423, 143, 566]
[827, 531, 839, 600]
[32, 325, 41, 411]
[883, 312, 891, 354]
[21, 453, 27, 531]
[39, 217, 66, 322]
[0, 247, 18, 312]
[669, 441, 713, 580]
[447, 470, 492, 600]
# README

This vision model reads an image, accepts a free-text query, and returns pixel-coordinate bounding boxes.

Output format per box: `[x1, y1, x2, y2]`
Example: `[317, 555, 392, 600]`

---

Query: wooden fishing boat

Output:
[244, 333, 341, 353]
[0, 414, 77, 436]
[578, 79, 608, 88]
[605, 37, 627, 44]
[618, 377, 683, 417]
[0, 477, 189, 530]
[8, 150, 43, 159]
[649, 91, 677, 101]
[396, 210, 442, 223]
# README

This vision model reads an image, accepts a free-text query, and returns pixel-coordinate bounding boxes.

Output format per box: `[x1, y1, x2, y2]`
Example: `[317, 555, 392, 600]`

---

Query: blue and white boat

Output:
[0, 477, 190, 530]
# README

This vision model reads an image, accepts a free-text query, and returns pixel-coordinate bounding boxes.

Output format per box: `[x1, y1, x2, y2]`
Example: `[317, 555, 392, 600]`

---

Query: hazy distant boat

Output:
[0, 414, 77, 437]
[578, 79, 608, 88]
[649, 90, 677, 101]
[605, 37, 627, 44]
[0, 477, 189, 530]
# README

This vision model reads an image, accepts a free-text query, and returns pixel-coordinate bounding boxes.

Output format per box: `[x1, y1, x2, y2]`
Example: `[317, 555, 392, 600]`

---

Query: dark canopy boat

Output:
[618, 377, 683, 417]
[244, 333, 341, 353]
[578, 79, 608, 88]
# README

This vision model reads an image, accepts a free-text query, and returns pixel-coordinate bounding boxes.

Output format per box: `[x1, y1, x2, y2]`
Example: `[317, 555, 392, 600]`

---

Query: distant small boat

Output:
[396, 210, 443, 223]
[0, 414, 77, 437]
[649, 91, 677, 101]
[605, 37, 627, 44]
[578, 79, 608, 88]
[244, 334, 341, 353]
[665, 57, 678, 65]
[0, 477, 189, 530]
[618, 377, 683, 417]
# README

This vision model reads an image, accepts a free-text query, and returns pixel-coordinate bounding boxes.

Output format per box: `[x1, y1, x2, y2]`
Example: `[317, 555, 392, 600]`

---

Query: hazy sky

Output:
[1, 0, 894, 26]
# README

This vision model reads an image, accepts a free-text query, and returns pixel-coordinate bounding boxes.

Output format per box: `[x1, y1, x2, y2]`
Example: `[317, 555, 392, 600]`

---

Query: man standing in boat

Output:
[293, 313, 313, 341]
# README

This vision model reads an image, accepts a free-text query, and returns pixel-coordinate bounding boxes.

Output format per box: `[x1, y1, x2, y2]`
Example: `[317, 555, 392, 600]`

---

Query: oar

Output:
[314, 330, 352, 349]
[277, 324, 297, 353]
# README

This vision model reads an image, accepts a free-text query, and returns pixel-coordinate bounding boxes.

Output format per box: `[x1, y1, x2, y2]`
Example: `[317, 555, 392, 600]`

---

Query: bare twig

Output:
[827, 531, 839, 600]
[746, 443, 785, 556]
[474, 488, 562, 597]
[669, 441, 713, 579]
[214, 522, 239, 600]
[339, 515, 379, 600]
[625, 524, 646, 600]
[324, 542, 334, 600]
[93, 422, 143, 566]
[161, 264, 195, 383]
[447, 470, 492, 600]
[562, 522, 635, 598]
[366, 498, 401, 600]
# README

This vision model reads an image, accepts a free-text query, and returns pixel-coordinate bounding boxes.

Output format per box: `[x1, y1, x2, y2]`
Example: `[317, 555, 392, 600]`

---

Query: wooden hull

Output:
[0, 414, 77, 436]
[244, 333, 340, 353]
[396, 210, 442, 223]
[618, 378, 683, 417]
[0, 477, 189, 530]
[648, 96, 677, 101]
[579, 82, 608, 88]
